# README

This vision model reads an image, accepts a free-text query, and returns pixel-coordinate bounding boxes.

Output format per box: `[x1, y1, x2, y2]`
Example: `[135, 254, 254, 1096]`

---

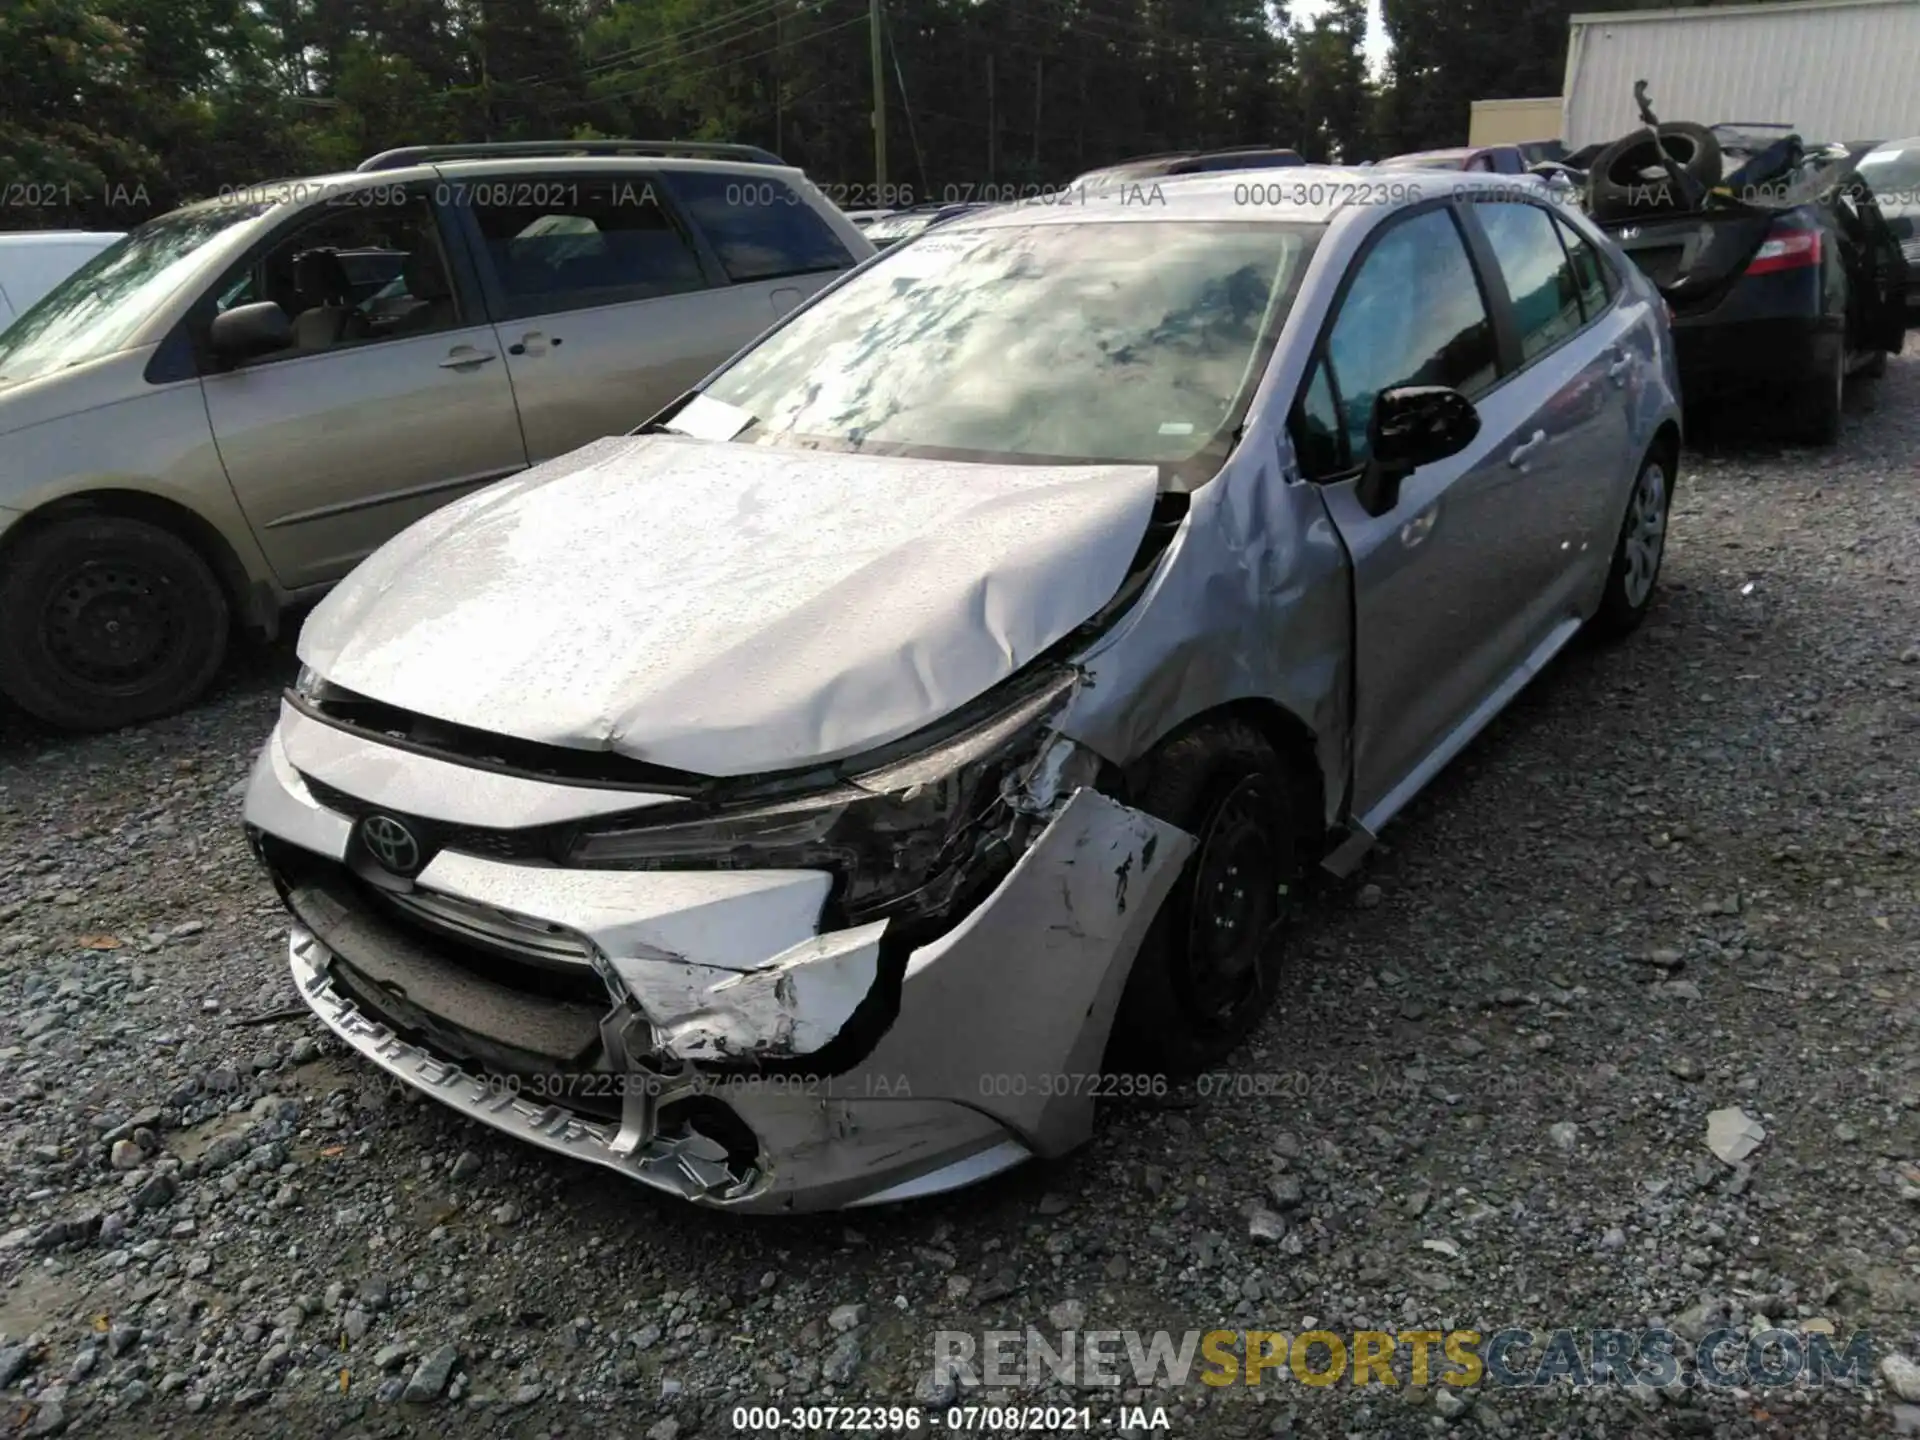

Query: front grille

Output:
[302, 774, 557, 863]
[378, 886, 597, 972]
[284, 871, 608, 1069]
[258, 832, 608, 1009]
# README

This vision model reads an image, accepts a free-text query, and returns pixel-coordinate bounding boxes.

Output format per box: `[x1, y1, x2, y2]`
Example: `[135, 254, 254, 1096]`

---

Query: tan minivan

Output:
[0, 141, 872, 730]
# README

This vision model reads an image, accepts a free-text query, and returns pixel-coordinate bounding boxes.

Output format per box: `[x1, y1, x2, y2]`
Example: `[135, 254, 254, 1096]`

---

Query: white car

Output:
[0, 232, 123, 331]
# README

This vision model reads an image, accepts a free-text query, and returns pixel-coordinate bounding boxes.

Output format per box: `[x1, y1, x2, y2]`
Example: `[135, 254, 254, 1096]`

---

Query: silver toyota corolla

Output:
[244, 169, 1681, 1212]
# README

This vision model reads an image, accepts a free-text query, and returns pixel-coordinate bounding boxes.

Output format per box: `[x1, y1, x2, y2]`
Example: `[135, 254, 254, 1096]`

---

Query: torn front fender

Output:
[823, 787, 1193, 1158]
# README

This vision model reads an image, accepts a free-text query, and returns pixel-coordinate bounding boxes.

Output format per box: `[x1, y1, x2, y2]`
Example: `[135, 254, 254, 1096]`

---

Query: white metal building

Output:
[1563, 0, 1920, 149]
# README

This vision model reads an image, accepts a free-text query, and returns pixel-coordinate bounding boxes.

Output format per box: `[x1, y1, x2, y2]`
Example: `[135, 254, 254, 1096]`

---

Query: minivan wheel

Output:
[1591, 447, 1674, 640]
[0, 516, 230, 731]
[1109, 721, 1308, 1076]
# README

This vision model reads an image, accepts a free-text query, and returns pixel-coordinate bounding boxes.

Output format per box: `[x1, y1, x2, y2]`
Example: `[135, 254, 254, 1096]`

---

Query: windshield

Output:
[0, 202, 271, 386]
[690, 219, 1320, 477]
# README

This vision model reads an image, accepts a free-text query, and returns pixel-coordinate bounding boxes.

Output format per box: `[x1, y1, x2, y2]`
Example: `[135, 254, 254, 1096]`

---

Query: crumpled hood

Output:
[300, 434, 1159, 776]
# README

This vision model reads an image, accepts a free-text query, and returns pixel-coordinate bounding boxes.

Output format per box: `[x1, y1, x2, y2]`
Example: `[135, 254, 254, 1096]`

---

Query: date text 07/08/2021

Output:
[729, 1404, 1172, 1433]
[365, 1067, 1422, 1105]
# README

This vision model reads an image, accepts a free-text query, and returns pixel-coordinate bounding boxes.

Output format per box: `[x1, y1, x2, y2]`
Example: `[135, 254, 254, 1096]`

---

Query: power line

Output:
[509, 0, 826, 96]
[586, 0, 842, 88]
[566, 10, 868, 112]
[992, 0, 1290, 61]
[579, 0, 798, 76]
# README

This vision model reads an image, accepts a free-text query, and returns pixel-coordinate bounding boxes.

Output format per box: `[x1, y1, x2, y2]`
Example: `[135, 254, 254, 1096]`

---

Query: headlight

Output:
[292, 664, 338, 704]
[566, 670, 1082, 925]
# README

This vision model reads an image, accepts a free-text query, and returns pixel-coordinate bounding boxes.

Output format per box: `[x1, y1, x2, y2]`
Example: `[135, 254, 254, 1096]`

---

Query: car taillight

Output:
[1745, 228, 1822, 276]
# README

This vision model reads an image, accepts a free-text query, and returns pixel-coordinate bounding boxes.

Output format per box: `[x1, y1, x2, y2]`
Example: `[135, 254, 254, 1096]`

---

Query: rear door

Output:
[1289, 203, 1553, 823]
[1458, 198, 1639, 610]
[452, 172, 736, 464]
[453, 168, 854, 464]
[199, 186, 527, 590]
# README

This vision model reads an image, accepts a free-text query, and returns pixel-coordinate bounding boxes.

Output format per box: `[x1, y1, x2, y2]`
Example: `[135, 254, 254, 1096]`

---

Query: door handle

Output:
[1606, 351, 1634, 385]
[1507, 429, 1548, 468]
[1398, 508, 1437, 547]
[507, 332, 562, 357]
[438, 348, 497, 370]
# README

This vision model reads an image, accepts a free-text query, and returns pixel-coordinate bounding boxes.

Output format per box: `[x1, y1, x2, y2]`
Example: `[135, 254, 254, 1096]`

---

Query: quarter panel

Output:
[0, 351, 277, 588]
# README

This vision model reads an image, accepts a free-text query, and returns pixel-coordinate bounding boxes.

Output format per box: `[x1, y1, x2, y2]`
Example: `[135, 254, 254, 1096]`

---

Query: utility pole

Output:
[986, 54, 995, 184]
[869, 0, 887, 190]
[1031, 58, 1041, 171]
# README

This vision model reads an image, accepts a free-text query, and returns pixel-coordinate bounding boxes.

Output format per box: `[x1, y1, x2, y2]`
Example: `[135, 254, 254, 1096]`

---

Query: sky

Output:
[1290, 0, 1393, 76]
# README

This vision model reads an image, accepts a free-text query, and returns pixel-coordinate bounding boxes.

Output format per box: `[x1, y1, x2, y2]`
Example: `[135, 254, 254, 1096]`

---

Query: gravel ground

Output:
[1, 340, 1916, 1440]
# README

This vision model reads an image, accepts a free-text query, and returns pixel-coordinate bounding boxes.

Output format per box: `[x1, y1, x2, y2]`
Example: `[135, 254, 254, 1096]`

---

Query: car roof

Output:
[200, 155, 811, 208]
[1078, 147, 1303, 180]
[0, 231, 122, 247]
[1380, 148, 1473, 165]
[942, 166, 1459, 229]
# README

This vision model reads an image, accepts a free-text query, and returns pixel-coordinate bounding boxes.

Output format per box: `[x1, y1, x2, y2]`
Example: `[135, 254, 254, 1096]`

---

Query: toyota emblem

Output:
[358, 814, 424, 876]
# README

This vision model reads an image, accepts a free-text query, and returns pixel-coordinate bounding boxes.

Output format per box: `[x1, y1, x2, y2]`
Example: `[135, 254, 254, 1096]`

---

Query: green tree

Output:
[1292, 0, 1370, 162]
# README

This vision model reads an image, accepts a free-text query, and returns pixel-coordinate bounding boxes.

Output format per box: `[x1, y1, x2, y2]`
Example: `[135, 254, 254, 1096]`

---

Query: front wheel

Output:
[1109, 720, 1311, 1075]
[1591, 447, 1674, 640]
[0, 515, 231, 731]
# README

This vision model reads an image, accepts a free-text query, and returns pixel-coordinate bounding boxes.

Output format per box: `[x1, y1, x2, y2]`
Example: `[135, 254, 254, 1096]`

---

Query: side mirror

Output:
[208, 301, 292, 362]
[1355, 386, 1481, 516]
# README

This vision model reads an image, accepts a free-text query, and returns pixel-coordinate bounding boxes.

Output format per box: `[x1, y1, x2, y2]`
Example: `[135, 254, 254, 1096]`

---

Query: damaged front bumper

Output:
[246, 707, 1192, 1211]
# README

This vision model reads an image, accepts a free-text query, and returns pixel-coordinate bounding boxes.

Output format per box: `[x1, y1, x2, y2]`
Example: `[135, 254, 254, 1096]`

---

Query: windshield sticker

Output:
[884, 234, 982, 281]
[666, 393, 756, 442]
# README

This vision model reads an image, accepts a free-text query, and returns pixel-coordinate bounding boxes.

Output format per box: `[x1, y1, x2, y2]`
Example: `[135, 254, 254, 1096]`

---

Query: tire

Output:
[1793, 340, 1846, 445]
[1858, 348, 1889, 380]
[0, 515, 231, 731]
[1109, 720, 1311, 1075]
[1591, 445, 1675, 641]
[1586, 123, 1723, 218]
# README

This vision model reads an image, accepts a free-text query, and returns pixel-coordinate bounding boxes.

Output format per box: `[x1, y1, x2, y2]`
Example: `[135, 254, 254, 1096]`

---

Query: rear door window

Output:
[664, 171, 855, 283]
[1551, 214, 1616, 321]
[465, 178, 708, 319]
[1474, 201, 1587, 362]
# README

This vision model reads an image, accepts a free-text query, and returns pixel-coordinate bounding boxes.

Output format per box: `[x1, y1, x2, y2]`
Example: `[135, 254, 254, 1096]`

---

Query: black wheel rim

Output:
[38, 560, 183, 688]
[1180, 776, 1285, 1031]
